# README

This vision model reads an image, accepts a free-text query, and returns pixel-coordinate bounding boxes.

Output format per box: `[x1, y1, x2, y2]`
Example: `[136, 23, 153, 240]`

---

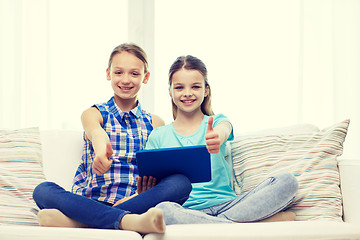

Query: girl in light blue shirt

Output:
[148, 55, 298, 224]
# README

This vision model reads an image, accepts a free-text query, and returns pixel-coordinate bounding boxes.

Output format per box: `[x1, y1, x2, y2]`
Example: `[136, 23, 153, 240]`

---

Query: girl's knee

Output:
[155, 201, 182, 211]
[283, 172, 298, 189]
[274, 172, 298, 195]
[33, 182, 51, 197]
[33, 181, 61, 201]
[171, 174, 191, 184]
[164, 174, 192, 194]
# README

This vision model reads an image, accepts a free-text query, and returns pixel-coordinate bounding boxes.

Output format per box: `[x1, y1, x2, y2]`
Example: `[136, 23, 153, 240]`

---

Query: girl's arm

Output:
[205, 116, 232, 154]
[81, 107, 113, 175]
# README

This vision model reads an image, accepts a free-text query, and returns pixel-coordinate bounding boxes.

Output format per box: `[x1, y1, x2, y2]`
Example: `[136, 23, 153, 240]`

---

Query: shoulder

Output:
[88, 99, 112, 122]
[149, 123, 171, 136]
[145, 123, 172, 149]
[94, 98, 112, 111]
[211, 113, 232, 126]
[150, 114, 165, 129]
[81, 107, 102, 122]
[148, 123, 172, 141]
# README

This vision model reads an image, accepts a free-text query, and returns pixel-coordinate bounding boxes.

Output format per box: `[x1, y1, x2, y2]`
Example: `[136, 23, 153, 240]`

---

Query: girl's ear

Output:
[142, 72, 150, 84]
[169, 86, 173, 98]
[106, 68, 111, 81]
[204, 85, 210, 97]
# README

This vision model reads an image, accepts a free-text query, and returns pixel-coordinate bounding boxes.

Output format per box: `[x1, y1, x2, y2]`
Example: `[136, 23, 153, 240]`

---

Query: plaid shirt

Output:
[72, 97, 153, 204]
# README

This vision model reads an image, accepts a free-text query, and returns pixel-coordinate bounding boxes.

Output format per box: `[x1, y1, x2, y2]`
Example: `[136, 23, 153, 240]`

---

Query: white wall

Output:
[0, 0, 49, 128]
[152, 0, 360, 159]
[0, 0, 128, 130]
[153, 0, 301, 129]
[0, 0, 359, 159]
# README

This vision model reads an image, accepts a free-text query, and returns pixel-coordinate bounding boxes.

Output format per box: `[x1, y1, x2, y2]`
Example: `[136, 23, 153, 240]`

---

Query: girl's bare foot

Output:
[37, 209, 87, 228]
[259, 211, 296, 222]
[119, 208, 165, 234]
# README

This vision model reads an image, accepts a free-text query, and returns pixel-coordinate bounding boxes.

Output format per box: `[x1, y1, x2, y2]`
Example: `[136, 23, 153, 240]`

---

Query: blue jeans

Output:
[155, 172, 298, 224]
[33, 174, 192, 229]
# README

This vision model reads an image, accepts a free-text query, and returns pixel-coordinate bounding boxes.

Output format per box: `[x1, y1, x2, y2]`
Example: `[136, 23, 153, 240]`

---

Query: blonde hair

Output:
[108, 43, 148, 73]
[168, 55, 214, 120]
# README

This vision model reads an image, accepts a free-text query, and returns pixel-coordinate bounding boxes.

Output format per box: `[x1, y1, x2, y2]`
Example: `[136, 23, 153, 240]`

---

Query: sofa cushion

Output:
[40, 130, 83, 190]
[231, 119, 349, 221]
[0, 127, 45, 225]
[143, 221, 360, 240]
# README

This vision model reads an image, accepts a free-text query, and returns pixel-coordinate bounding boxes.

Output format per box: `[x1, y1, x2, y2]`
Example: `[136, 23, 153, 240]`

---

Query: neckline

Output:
[170, 115, 208, 138]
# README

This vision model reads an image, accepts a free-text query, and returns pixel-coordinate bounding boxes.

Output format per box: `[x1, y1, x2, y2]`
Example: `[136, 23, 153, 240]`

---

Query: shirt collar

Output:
[108, 97, 143, 121]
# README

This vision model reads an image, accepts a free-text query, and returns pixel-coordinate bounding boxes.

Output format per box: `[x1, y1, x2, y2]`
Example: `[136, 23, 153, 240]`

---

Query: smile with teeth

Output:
[119, 86, 133, 90]
[181, 99, 196, 105]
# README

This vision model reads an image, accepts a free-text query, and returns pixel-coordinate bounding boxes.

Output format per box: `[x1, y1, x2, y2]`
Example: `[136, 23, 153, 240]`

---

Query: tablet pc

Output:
[136, 145, 211, 183]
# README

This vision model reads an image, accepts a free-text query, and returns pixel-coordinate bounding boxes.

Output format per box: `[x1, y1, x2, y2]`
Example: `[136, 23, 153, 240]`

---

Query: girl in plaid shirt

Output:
[33, 43, 192, 233]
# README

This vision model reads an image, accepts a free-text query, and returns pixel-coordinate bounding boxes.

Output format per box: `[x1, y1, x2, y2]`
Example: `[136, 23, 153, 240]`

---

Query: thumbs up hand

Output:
[92, 142, 113, 175]
[205, 116, 221, 154]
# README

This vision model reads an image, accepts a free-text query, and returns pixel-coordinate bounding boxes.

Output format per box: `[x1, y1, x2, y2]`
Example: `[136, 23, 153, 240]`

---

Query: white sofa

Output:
[1, 124, 360, 240]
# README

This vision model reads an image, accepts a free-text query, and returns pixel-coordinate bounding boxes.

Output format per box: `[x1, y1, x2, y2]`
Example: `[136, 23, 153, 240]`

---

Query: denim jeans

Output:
[155, 172, 298, 224]
[33, 174, 192, 229]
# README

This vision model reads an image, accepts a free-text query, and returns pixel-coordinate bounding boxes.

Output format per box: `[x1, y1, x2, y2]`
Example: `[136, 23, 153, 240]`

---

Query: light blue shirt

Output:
[145, 114, 236, 210]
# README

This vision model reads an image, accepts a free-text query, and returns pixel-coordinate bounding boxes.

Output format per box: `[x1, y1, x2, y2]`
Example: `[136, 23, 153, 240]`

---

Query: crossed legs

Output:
[37, 208, 165, 234]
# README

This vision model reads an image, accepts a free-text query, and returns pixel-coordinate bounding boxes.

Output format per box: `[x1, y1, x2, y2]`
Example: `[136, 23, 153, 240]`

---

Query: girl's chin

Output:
[178, 106, 202, 114]
[114, 93, 138, 101]
[118, 88, 133, 94]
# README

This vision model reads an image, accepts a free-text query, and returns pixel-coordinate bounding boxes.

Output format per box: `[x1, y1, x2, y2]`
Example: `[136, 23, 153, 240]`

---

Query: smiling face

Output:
[169, 68, 209, 117]
[107, 51, 149, 109]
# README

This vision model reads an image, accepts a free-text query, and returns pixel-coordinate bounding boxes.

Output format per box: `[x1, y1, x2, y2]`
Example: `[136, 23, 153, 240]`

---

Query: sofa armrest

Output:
[338, 159, 360, 223]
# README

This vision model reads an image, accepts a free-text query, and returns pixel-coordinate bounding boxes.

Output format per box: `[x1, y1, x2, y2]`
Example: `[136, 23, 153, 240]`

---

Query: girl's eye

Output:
[115, 71, 122, 75]
[132, 72, 140, 76]
[193, 86, 201, 89]
[174, 86, 183, 90]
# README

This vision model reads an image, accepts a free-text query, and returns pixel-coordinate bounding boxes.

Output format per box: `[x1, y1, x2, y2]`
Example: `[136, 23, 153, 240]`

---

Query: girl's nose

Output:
[183, 88, 192, 96]
[121, 74, 131, 84]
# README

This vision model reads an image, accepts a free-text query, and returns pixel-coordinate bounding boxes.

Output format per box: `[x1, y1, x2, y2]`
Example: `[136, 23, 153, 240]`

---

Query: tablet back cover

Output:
[136, 145, 211, 183]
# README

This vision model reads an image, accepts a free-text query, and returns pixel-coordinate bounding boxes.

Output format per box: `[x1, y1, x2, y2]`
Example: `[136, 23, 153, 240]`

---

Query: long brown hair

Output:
[168, 55, 214, 120]
[108, 43, 148, 73]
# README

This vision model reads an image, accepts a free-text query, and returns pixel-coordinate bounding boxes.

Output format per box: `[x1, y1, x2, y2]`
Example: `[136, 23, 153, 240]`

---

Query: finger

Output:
[206, 140, 220, 153]
[148, 176, 156, 188]
[207, 144, 220, 151]
[93, 165, 99, 175]
[209, 149, 220, 154]
[206, 137, 220, 146]
[99, 158, 112, 175]
[98, 165, 106, 175]
[103, 159, 112, 173]
[152, 177, 157, 187]
[136, 176, 143, 193]
[142, 176, 148, 190]
[207, 116, 214, 133]
[106, 142, 113, 159]
[92, 161, 101, 174]
[147, 176, 154, 189]
[207, 145, 220, 153]
[93, 164, 103, 175]
[205, 131, 218, 140]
